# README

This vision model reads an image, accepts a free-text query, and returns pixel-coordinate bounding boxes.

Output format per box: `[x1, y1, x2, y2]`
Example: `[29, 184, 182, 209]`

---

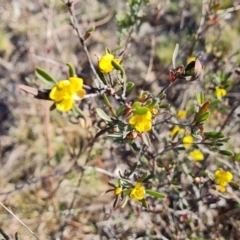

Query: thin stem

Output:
[102, 94, 117, 118]
[0, 202, 39, 240]
[66, 0, 104, 88]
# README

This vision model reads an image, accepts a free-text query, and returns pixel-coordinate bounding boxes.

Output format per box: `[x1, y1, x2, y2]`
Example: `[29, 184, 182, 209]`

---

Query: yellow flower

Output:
[214, 168, 233, 192]
[129, 111, 152, 133]
[177, 110, 187, 119]
[98, 53, 122, 74]
[130, 182, 145, 201]
[115, 187, 122, 195]
[189, 149, 204, 161]
[215, 87, 227, 99]
[170, 126, 184, 137]
[50, 77, 86, 112]
[183, 135, 193, 148]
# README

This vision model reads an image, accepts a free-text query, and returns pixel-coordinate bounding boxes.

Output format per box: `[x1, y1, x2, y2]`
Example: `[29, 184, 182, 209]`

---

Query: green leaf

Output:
[210, 99, 221, 107]
[142, 174, 154, 182]
[111, 59, 125, 79]
[108, 182, 117, 188]
[83, 26, 95, 40]
[100, 189, 113, 197]
[229, 181, 240, 190]
[234, 153, 240, 161]
[195, 112, 210, 125]
[134, 107, 148, 115]
[197, 101, 210, 115]
[117, 105, 125, 116]
[126, 82, 134, 92]
[203, 132, 224, 139]
[140, 198, 148, 208]
[218, 150, 233, 156]
[200, 92, 204, 105]
[107, 133, 122, 138]
[142, 132, 151, 147]
[159, 103, 170, 109]
[121, 196, 129, 208]
[106, 47, 111, 54]
[35, 67, 57, 86]
[172, 44, 179, 69]
[117, 121, 126, 131]
[96, 108, 112, 122]
[49, 103, 56, 111]
[97, 70, 107, 85]
[128, 162, 138, 177]
[145, 99, 153, 106]
[66, 62, 76, 77]
[215, 143, 224, 147]
[177, 147, 186, 151]
[132, 101, 141, 109]
[151, 98, 160, 106]
[145, 189, 165, 199]
[217, 137, 230, 143]
[138, 173, 148, 182]
[158, 92, 166, 100]
[113, 195, 119, 208]
[72, 104, 85, 119]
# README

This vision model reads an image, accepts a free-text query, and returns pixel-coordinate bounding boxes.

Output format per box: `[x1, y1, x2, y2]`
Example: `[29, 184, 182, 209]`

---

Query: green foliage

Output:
[35, 67, 57, 86]
[117, 0, 149, 36]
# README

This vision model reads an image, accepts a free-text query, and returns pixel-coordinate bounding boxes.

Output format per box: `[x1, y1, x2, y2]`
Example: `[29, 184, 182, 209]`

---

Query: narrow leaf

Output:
[49, 103, 56, 111]
[113, 195, 119, 208]
[229, 181, 240, 190]
[126, 82, 134, 92]
[66, 62, 76, 77]
[111, 59, 125, 78]
[145, 189, 165, 199]
[108, 182, 117, 188]
[195, 112, 210, 125]
[172, 44, 179, 69]
[210, 99, 221, 107]
[106, 47, 111, 54]
[83, 26, 95, 40]
[204, 132, 224, 139]
[218, 150, 233, 156]
[128, 162, 138, 177]
[159, 103, 170, 109]
[200, 92, 204, 105]
[72, 104, 85, 119]
[95, 125, 116, 139]
[192, 101, 210, 124]
[142, 132, 151, 147]
[117, 105, 125, 116]
[132, 101, 141, 109]
[142, 174, 154, 182]
[134, 107, 148, 115]
[100, 189, 114, 197]
[96, 108, 112, 122]
[140, 198, 148, 208]
[138, 173, 148, 182]
[121, 196, 129, 208]
[35, 67, 57, 86]
[234, 153, 240, 161]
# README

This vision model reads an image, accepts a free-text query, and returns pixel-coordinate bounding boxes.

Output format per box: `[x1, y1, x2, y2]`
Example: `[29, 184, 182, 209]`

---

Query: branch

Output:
[0, 202, 39, 239]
